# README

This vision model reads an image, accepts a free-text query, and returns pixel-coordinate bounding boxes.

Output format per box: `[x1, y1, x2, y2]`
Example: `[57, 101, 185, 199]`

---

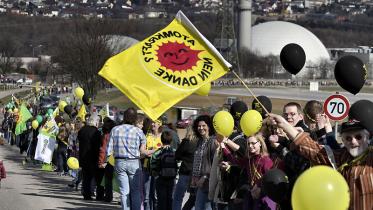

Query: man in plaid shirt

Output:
[107, 107, 149, 210]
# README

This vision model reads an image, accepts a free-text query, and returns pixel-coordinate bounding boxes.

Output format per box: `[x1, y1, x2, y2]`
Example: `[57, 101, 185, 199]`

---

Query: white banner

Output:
[34, 133, 56, 164]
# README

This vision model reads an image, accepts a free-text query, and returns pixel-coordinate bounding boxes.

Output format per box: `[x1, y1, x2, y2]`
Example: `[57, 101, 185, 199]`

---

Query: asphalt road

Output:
[212, 88, 373, 103]
[0, 144, 121, 210]
[0, 88, 31, 99]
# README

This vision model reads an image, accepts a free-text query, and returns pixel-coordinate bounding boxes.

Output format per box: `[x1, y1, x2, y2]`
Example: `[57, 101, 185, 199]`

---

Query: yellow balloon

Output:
[292, 166, 350, 210]
[195, 83, 211, 96]
[240, 110, 263, 136]
[213, 111, 234, 136]
[31, 120, 39, 129]
[67, 157, 79, 170]
[58, 101, 68, 112]
[74, 87, 85, 100]
[108, 155, 115, 166]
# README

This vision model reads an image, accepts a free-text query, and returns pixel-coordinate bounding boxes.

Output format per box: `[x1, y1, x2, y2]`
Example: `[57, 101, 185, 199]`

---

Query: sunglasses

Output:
[342, 134, 366, 142]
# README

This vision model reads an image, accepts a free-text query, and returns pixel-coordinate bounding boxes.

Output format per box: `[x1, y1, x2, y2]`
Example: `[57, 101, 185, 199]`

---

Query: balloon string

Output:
[231, 70, 270, 115]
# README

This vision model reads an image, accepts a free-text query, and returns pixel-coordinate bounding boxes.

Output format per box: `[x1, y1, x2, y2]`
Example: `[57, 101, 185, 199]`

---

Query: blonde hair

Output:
[247, 133, 269, 157]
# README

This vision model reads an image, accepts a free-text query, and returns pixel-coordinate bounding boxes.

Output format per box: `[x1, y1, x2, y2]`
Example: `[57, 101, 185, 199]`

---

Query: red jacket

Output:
[98, 133, 110, 166]
[0, 161, 6, 179]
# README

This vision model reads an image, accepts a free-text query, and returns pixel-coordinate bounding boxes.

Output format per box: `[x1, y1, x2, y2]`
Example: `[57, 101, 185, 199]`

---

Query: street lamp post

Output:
[31, 44, 43, 57]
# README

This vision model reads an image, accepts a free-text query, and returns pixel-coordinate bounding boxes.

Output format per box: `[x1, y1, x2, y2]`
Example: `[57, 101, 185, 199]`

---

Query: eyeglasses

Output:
[248, 141, 259, 146]
[283, 112, 298, 118]
[343, 134, 366, 142]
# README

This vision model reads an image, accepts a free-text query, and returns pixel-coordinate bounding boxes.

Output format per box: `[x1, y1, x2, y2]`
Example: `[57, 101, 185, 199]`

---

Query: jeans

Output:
[195, 188, 212, 210]
[81, 166, 95, 199]
[56, 144, 68, 173]
[115, 159, 143, 210]
[172, 175, 191, 210]
[4, 130, 9, 144]
[104, 164, 114, 201]
[156, 177, 174, 210]
[143, 170, 157, 210]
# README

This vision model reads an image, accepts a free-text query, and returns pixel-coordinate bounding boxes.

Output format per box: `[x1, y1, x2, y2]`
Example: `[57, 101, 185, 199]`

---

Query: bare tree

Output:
[53, 19, 113, 97]
[0, 34, 19, 74]
[318, 59, 334, 79]
[238, 48, 281, 78]
[28, 60, 51, 81]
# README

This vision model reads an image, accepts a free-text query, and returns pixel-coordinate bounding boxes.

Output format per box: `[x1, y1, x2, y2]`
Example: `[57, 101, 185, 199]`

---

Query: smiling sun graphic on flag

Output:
[156, 41, 202, 72]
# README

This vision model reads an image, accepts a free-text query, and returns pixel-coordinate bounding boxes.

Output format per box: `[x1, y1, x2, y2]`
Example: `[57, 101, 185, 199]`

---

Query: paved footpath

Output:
[0, 143, 121, 210]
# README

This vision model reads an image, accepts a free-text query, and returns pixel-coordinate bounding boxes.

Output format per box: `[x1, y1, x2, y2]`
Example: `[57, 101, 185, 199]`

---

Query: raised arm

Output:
[269, 114, 333, 166]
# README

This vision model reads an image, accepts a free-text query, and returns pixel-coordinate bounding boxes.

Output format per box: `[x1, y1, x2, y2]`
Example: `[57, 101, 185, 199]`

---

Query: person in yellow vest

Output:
[143, 119, 163, 210]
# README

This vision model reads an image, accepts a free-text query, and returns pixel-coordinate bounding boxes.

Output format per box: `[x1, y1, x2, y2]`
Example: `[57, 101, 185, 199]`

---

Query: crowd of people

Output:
[0, 92, 372, 210]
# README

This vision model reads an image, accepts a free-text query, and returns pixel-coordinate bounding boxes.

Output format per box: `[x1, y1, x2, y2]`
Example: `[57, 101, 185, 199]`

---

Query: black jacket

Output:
[175, 138, 197, 176]
[78, 125, 101, 168]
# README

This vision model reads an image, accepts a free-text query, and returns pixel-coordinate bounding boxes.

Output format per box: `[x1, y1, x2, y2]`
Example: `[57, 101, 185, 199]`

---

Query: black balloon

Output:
[230, 101, 248, 121]
[334, 55, 366, 95]
[262, 169, 289, 202]
[280, 43, 306, 75]
[64, 105, 73, 115]
[252, 96, 272, 118]
[349, 100, 373, 135]
[82, 94, 91, 105]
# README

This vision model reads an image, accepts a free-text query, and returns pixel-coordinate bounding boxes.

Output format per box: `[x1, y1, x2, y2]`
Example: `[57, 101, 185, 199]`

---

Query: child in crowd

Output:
[150, 131, 178, 210]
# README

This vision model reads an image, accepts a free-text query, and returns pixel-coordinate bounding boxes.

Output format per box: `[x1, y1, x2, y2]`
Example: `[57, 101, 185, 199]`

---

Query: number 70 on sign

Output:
[323, 94, 350, 121]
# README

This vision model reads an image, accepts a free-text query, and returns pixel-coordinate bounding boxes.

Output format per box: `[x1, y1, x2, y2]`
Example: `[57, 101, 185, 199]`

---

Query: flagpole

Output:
[231, 70, 270, 115]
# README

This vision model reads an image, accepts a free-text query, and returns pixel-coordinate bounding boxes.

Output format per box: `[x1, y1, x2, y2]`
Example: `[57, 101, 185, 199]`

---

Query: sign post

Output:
[323, 93, 350, 138]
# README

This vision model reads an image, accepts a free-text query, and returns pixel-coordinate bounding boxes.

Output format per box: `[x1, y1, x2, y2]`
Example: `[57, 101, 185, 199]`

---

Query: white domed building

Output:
[250, 21, 330, 77]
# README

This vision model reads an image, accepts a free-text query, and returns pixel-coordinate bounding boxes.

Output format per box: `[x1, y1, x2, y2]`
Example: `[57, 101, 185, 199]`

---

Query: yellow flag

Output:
[99, 11, 231, 120]
[77, 105, 87, 122]
[52, 107, 59, 119]
[35, 82, 41, 92]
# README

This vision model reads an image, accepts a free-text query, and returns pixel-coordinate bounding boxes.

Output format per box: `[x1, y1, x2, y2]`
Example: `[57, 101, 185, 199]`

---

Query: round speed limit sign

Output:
[323, 94, 350, 121]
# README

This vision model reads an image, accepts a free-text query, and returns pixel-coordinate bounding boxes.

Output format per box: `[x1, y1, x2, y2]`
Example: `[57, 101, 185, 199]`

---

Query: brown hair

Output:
[303, 100, 323, 124]
[161, 131, 173, 145]
[123, 107, 137, 125]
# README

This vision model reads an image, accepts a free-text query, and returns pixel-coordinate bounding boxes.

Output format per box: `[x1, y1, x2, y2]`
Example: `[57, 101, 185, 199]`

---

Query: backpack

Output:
[1, 119, 8, 131]
[159, 148, 177, 178]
